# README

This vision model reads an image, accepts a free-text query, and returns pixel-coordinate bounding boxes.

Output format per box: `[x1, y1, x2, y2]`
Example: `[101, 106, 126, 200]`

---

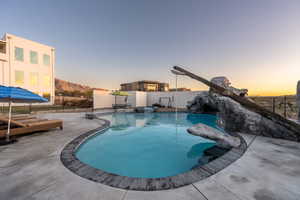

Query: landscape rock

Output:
[187, 123, 241, 148]
[211, 77, 231, 88]
[187, 91, 219, 114]
[210, 76, 248, 97]
[187, 91, 299, 141]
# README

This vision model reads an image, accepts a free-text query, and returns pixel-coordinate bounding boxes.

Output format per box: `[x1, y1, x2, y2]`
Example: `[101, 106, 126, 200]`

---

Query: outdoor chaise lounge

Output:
[112, 104, 131, 109]
[0, 115, 63, 138]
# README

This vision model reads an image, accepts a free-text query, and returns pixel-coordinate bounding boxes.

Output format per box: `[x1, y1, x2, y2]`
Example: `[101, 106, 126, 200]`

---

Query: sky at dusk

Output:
[1, 0, 300, 96]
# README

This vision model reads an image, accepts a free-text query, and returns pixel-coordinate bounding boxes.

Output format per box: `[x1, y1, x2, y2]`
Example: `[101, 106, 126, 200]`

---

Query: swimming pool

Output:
[75, 112, 219, 178]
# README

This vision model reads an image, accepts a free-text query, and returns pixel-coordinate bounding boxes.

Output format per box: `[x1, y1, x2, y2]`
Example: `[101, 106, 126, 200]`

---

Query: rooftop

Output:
[121, 80, 168, 85]
[3, 33, 55, 50]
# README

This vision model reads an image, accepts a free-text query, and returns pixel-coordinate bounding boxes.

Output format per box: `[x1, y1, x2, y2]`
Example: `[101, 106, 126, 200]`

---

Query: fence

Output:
[93, 90, 203, 109]
[250, 95, 298, 119]
[2, 93, 297, 118]
[0, 96, 93, 114]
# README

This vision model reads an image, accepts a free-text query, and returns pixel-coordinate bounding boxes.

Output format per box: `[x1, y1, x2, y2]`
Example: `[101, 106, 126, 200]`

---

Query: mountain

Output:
[55, 78, 107, 97]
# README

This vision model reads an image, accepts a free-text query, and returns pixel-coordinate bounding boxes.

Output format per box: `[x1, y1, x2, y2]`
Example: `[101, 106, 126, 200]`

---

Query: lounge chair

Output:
[112, 104, 131, 109]
[0, 115, 63, 138]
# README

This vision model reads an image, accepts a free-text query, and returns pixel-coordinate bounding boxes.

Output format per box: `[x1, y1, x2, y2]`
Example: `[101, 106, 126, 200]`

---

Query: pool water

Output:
[76, 112, 219, 178]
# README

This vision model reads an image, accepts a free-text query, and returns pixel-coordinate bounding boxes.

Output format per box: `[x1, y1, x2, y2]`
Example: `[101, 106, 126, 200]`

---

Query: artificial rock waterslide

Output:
[173, 66, 300, 142]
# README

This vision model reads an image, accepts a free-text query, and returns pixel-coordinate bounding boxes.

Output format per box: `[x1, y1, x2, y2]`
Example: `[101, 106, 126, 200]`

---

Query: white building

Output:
[0, 33, 55, 104]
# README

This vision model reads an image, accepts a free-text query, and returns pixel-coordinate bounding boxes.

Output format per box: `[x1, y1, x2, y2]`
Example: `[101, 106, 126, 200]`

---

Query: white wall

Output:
[0, 61, 8, 86]
[126, 91, 136, 107]
[93, 90, 129, 109]
[93, 90, 148, 109]
[93, 90, 114, 109]
[93, 90, 203, 109]
[128, 91, 147, 107]
[147, 91, 202, 108]
[136, 92, 147, 107]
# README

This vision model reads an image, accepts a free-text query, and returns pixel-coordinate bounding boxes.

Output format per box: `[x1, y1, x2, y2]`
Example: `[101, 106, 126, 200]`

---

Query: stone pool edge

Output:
[60, 114, 247, 191]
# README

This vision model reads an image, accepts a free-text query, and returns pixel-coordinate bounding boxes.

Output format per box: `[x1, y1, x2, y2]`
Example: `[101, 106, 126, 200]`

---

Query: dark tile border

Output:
[60, 113, 247, 191]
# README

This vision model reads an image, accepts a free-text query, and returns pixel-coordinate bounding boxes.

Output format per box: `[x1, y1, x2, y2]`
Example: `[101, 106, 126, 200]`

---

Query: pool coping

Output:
[60, 113, 247, 191]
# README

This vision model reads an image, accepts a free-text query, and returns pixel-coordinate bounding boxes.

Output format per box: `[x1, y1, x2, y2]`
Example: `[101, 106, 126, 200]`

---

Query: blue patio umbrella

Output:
[0, 86, 48, 142]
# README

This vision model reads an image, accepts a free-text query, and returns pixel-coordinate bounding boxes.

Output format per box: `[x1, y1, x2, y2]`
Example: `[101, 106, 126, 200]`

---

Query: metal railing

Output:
[250, 95, 298, 119]
[0, 97, 93, 114]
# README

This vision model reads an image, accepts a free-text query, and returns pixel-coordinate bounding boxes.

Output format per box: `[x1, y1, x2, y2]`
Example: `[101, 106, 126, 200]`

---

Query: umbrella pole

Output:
[6, 101, 12, 142]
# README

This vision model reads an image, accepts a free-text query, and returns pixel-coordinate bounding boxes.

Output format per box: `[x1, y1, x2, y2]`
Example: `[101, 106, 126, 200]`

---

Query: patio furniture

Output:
[0, 115, 63, 138]
[112, 104, 130, 109]
[158, 97, 172, 108]
[0, 85, 62, 143]
[110, 91, 130, 109]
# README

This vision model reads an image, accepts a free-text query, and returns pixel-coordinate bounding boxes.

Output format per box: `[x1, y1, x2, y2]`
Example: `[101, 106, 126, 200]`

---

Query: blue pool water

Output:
[76, 112, 219, 178]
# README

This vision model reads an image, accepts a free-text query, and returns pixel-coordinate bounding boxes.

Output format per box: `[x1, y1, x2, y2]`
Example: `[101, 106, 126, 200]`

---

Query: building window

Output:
[43, 54, 50, 66]
[29, 72, 38, 86]
[15, 70, 24, 85]
[43, 75, 51, 87]
[146, 84, 157, 91]
[30, 51, 38, 64]
[0, 42, 6, 54]
[15, 47, 24, 61]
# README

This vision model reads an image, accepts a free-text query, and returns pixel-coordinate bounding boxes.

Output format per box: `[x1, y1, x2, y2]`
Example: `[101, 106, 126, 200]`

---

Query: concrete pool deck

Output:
[0, 112, 299, 200]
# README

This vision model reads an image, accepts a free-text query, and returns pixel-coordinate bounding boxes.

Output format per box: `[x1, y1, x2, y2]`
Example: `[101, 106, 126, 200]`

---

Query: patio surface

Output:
[0, 112, 299, 200]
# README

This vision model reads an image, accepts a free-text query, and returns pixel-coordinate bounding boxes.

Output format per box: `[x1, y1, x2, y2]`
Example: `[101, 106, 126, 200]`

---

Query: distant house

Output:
[120, 80, 169, 92]
[0, 33, 55, 104]
[169, 88, 191, 92]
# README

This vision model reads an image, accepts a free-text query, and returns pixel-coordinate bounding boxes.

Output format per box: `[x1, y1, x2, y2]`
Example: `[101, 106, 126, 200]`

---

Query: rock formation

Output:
[173, 66, 300, 141]
[187, 123, 240, 148]
[188, 90, 300, 141]
[55, 78, 107, 94]
[210, 77, 248, 97]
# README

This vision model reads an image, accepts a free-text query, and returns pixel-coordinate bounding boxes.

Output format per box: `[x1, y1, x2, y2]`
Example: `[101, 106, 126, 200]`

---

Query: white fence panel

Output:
[147, 91, 203, 108]
[93, 90, 203, 109]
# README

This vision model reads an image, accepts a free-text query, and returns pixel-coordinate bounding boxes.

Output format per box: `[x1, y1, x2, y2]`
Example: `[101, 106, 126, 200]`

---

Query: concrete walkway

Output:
[0, 112, 299, 200]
